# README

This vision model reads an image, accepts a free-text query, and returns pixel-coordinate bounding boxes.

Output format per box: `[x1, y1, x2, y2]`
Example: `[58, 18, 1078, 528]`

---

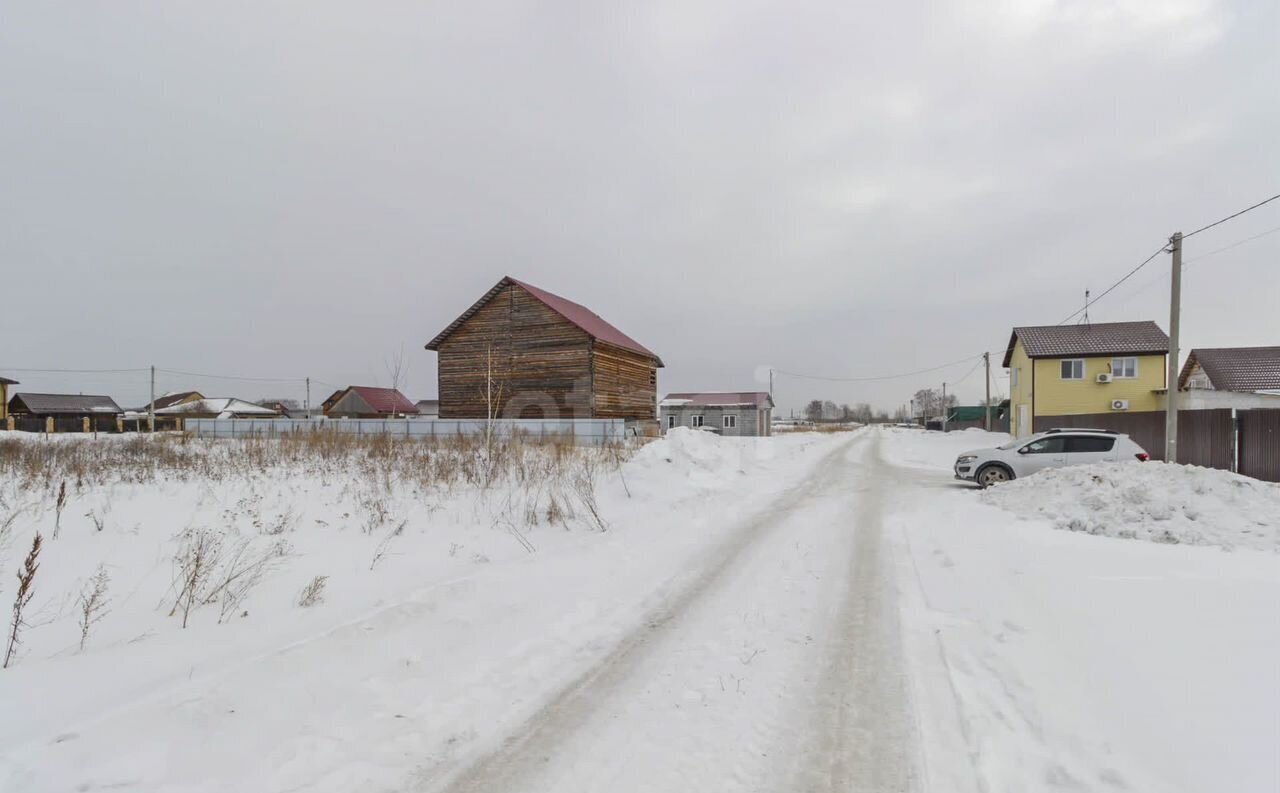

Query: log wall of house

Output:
[437, 283, 595, 419]
[590, 342, 658, 420]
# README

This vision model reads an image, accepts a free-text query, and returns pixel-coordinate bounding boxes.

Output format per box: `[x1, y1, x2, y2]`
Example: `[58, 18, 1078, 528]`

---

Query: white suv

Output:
[955, 429, 1150, 487]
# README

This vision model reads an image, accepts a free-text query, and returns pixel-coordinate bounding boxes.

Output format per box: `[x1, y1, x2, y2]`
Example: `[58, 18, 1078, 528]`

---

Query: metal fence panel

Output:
[182, 418, 627, 445]
[1033, 409, 1233, 466]
[1239, 409, 1280, 483]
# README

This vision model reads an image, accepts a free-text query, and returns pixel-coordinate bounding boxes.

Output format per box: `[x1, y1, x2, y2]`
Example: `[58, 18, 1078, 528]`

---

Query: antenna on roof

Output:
[1080, 289, 1091, 327]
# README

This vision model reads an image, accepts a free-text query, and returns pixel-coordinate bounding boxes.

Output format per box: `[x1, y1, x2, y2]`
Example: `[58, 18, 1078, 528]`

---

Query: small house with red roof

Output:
[425, 277, 663, 426]
[323, 386, 419, 418]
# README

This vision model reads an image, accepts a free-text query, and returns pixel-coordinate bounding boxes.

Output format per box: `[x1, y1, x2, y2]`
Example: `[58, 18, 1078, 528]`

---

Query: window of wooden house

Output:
[667, 415, 676, 429]
[723, 415, 737, 429]
[649, 369, 656, 386]
[690, 415, 704, 428]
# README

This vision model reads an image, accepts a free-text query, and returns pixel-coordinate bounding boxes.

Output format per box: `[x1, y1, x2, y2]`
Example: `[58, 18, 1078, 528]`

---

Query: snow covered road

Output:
[428, 431, 920, 793]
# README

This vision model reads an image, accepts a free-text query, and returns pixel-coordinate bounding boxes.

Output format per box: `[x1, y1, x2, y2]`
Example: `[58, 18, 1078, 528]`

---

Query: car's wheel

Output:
[976, 464, 1013, 488]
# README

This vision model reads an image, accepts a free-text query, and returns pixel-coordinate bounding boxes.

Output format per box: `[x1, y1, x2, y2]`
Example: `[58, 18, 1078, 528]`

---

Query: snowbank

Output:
[894, 489, 1280, 793]
[981, 462, 1280, 551]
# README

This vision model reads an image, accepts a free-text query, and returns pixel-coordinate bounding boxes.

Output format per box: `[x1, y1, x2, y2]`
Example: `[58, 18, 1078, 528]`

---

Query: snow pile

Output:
[878, 425, 1010, 471]
[630, 427, 818, 490]
[981, 462, 1280, 550]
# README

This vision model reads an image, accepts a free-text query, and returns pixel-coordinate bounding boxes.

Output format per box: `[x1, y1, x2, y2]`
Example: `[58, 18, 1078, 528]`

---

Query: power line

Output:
[1186, 223, 1280, 267]
[1184, 192, 1280, 239]
[949, 357, 986, 386]
[1080, 222, 1280, 310]
[156, 368, 307, 384]
[774, 353, 983, 383]
[0, 365, 147, 376]
[1056, 243, 1169, 326]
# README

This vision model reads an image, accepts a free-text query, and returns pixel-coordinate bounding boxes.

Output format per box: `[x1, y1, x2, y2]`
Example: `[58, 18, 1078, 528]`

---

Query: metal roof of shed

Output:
[661, 392, 774, 408]
[1178, 346, 1280, 392]
[9, 392, 123, 414]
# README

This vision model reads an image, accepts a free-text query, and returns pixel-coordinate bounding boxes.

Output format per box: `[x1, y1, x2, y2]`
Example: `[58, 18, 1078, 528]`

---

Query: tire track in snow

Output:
[417, 431, 920, 792]
[417, 437, 861, 792]
[802, 432, 920, 792]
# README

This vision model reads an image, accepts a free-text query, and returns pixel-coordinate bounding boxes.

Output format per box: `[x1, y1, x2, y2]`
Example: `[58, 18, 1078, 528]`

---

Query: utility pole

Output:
[768, 368, 773, 403]
[983, 352, 991, 431]
[1165, 231, 1183, 463]
[941, 382, 948, 432]
[148, 365, 156, 433]
[305, 377, 311, 416]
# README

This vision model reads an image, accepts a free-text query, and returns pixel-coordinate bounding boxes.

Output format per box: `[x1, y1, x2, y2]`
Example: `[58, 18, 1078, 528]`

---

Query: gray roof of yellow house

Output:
[1002, 321, 1169, 367]
[0, 376, 18, 386]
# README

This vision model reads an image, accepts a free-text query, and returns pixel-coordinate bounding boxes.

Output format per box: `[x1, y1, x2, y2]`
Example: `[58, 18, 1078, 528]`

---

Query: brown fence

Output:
[1239, 410, 1280, 483]
[1034, 408, 1279, 482]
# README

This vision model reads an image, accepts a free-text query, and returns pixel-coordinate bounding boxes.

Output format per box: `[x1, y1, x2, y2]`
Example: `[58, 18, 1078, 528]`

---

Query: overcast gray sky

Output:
[2, 1, 1277, 414]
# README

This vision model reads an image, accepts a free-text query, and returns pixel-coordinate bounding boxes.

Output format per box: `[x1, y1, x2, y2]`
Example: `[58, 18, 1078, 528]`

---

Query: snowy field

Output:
[0, 430, 844, 792]
[1, 426, 1276, 792]
[880, 426, 1280, 792]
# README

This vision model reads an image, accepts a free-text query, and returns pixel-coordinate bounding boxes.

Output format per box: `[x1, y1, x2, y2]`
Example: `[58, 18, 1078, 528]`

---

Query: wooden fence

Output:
[1034, 408, 1280, 482]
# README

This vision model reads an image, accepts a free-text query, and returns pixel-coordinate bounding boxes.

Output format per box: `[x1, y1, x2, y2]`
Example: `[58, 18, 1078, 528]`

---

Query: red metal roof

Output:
[425, 277, 663, 366]
[346, 386, 418, 414]
[661, 392, 774, 408]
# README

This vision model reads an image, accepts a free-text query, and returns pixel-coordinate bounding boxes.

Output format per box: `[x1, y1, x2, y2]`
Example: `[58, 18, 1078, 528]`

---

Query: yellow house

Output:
[1, 376, 17, 423]
[1003, 321, 1169, 438]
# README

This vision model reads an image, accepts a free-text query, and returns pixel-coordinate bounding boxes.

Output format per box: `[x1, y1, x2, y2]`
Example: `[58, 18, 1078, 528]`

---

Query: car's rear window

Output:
[1065, 435, 1115, 453]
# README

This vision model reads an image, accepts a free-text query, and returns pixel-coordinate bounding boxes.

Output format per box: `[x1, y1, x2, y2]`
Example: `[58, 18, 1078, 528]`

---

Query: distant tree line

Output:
[911, 388, 958, 419]
[802, 400, 890, 424]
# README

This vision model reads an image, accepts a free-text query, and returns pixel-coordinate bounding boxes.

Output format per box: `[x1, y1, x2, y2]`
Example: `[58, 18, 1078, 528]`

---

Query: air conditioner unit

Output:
[1111, 399, 1129, 411]
[1096, 373, 1113, 384]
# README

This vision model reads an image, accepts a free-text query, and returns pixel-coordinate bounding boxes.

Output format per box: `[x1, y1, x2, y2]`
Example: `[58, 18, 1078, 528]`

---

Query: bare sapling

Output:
[385, 344, 409, 395]
[480, 341, 507, 486]
[53, 482, 68, 540]
[77, 564, 110, 651]
[169, 528, 222, 628]
[297, 575, 328, 607]
[4, 533, 42, 669]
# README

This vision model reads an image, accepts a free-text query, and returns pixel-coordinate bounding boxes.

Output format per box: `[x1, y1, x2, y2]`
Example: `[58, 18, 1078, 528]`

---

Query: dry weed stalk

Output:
[4, 533, 42, 669]
[297, 575, 328, 607]
[77, 564, 110, 651]
[53, 482, 68, 540]
[169, 528, 221, 629]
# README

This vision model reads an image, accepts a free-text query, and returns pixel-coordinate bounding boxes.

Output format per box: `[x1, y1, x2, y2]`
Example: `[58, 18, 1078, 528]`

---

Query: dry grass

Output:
[0, 431, 632, 497]
[773, 423, 863, 434]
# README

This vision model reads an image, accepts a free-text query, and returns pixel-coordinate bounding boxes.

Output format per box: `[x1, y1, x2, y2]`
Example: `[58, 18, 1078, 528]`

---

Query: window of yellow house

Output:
[1060, 359, 1085, 380]
[1111, 357, 1137, 379]
[1011, 368, 1019, 387]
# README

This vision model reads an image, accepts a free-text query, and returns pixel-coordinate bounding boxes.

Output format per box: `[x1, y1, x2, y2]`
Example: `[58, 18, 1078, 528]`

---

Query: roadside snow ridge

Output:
[980, 462, 1280, 551]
